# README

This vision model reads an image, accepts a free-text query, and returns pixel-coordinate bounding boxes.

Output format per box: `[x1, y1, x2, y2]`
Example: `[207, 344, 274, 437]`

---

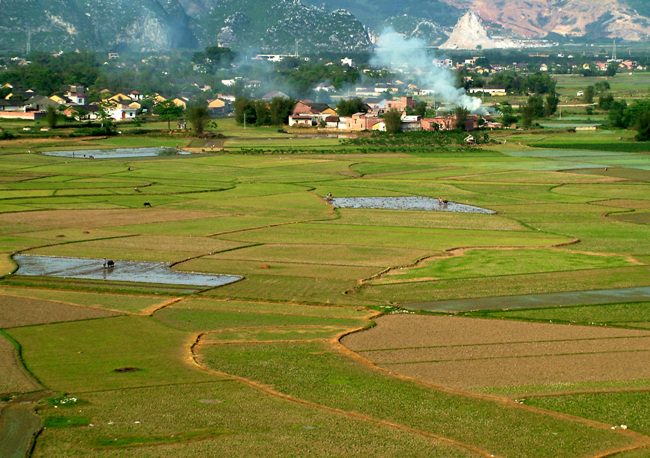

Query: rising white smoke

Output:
[371, 29, 487, 114]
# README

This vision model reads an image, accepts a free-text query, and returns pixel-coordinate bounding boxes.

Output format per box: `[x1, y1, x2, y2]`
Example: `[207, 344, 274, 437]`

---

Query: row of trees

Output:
[460, 71, 557, 95]
[233, 96, 296, 126]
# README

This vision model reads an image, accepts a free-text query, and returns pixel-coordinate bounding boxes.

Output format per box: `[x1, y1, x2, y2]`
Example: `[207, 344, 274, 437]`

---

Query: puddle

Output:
[42, 147, 192, 159]
[13, 255, 241, 288]
[407, 286, 650, 312]
[328, 197, 495, 214]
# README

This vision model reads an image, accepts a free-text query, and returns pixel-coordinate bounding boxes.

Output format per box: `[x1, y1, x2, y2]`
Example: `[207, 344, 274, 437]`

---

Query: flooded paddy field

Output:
[328, 196, 495, 214]
[42, 147, 192, 159]
[13, 255, 241, 288]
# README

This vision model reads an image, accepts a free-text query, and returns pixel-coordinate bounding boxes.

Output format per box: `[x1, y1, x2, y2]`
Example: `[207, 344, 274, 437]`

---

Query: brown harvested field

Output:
[342, 315, 650, 392]
[0, 335, 40, 394]
[0, 209, 216, 234]
[0, 295, 121, 328]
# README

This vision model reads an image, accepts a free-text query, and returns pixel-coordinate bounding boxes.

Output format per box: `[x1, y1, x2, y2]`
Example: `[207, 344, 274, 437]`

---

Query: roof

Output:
[262, 91, 290, 100]
[0, 99, 24, 107]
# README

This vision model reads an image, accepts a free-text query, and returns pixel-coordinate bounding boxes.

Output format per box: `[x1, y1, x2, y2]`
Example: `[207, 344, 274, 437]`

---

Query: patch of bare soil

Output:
[113, 367, 140, 373]
[342, 315, 650, 391]
[0, 295, 120, 328]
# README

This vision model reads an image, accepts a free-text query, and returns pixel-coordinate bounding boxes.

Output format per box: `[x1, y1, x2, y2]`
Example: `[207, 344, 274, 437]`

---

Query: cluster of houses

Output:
[288, 96, 500, 132]
[0, 83, 234, 122]
[1, 81, 499, 132]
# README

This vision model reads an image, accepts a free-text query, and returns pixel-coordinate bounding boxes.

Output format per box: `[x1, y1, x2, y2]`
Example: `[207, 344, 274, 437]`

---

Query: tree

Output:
[269, 97, 296, 125]
[599, 94, 615, 110]
[383, 108, 402, 134]
[187, 104, 210, 136]
[496, 102, 518, 126]
[595, 81, 611, 94]
[454, 106, 469, 131]
[415, 101, 427, 118]
[96, 100, 113, 128]
[154, 100, 184, 130]
[234, 96, 252, 125]
[336, 98, 367, 117]
[544, 93, 559, 117]
[634, 109, 650, 141]
[605, 62, 618, 77]
[520, 103, 535, 128]
[583, 86, 595, 104]
[46, 105, 58, 128]
[251, 100, 270, 126]
[524, 95, 545, 118]
[608, 100, 628, 128]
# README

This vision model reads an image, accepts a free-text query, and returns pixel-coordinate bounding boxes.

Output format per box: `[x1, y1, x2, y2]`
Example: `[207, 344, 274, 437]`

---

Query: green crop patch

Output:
[379, 249, 635, 284]
[222, 223, 571, 250]
[43, 416, 90, 428]
[466, 301, 650, 329]
[526, 391, 650, 436]
[7, 316, 216, 393]
[33, 382, 471, 457]
[153, 307, 366, 332]
[203, 327, 350, 342]
[172, 298, 369, 319]
[176, 257, 378, 280]
[207, 243, 429, 268]
[29, 235, 247, 263]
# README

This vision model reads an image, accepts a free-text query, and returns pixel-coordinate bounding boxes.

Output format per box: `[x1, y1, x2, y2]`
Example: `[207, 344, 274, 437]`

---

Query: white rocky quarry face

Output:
[440, 11, 517, 50]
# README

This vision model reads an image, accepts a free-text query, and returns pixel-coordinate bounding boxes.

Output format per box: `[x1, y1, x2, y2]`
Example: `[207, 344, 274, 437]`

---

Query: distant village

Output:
[0, 51, 646, 133]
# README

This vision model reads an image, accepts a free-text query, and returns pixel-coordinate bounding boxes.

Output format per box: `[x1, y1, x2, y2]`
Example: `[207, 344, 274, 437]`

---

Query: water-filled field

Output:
[42, 147, 191, 159]
[328, 196, 496, 214]
[14, 255, 241, 287]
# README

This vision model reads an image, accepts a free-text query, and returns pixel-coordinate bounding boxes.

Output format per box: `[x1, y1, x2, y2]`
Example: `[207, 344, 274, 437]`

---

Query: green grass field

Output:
[0, 126, 648, 457]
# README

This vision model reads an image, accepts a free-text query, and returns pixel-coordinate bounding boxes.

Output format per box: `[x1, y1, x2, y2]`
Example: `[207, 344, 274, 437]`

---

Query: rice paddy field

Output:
[0, 126, 649, 457]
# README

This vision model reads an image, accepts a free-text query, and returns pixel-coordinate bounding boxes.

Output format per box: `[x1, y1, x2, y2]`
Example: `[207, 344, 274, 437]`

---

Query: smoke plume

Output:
[371, 29, 486, 114]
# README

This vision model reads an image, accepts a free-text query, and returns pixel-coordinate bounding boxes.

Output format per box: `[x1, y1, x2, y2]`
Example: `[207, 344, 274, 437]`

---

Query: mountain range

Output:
[1, 0, 649, 54]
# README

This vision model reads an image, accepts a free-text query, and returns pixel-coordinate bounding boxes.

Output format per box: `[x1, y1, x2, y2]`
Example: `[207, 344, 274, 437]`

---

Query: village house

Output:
[63, 105, 99, 121]
[207, 98, 231, 115]
[385, 96, 417, 112]
[172, 98, 188, 109]
[62, 85, 87, 105]
[467, 86, 507, 96]
[401, 115, 422, 131]
[24, 95, 60, 111]
[49, 94, 69, 105]
[292, 100, 335, 122]
[288, 114, 317, 127]
[346, 112, 381, 131]
[106, 100, 137, 121]
[314, 83, 335, 92]
[108, 93, 132, 103]
[324, 116, 339, 129]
